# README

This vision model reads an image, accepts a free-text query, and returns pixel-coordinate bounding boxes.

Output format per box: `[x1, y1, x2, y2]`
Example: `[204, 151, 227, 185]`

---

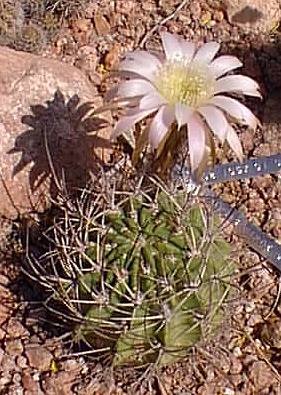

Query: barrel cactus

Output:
[26, 180, 233, 368]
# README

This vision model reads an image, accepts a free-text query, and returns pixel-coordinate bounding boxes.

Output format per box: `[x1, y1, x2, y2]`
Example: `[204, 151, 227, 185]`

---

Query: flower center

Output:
[154, 61, 215, 108]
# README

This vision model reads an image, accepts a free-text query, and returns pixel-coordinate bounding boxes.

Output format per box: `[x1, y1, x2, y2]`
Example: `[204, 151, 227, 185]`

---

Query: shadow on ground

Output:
[8, 89, 112, 203]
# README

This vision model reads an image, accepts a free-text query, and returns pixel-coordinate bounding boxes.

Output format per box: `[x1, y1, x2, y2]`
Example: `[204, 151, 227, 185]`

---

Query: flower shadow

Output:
[8, 89, 112, 202]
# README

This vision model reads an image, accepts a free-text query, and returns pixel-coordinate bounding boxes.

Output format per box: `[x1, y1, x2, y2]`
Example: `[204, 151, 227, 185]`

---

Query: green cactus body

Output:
[74, 191, 233, 367]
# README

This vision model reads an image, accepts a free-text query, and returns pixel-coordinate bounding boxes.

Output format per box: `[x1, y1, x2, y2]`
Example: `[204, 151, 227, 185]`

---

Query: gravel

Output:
[0, 0, 281, 393]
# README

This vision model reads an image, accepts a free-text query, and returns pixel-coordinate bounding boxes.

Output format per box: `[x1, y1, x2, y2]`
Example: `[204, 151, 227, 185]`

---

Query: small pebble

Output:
[213, 10, 224, 22]
[190, 1, 201, 19]
[6, 339, 23, 356]
[0, 373, 12, 387]
[104, 43, 121, 70]
[73, 18, 91, 33]
[233, 346, 242, 357]
[224, 388, 235, 395]
[94, 13, 111, 35]
[25, 345, 53, 372]
[33, 372, 40, 382]
[16, 355, 28, 369]
[13, 372, 22, 384]
[0, 348, 4, 364]
[245, 301, 255, 313]
[0, 275, 9, 286]
[9, 385, 23, 395]
[6, 318, 29, 339]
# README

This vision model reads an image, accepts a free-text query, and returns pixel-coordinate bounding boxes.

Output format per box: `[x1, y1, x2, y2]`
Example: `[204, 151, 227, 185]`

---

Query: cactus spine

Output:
[25, 178, 233, 368]
[71, 188, 233, 367]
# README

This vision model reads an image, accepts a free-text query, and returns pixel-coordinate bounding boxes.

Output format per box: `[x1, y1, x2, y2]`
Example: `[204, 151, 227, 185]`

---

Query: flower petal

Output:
[214, 75, 261, 98]
[175, 103, 193, 129]
[209, 95, 260, 129]
[119, 51, 161, 81]
[112, 108, 156, 139]
[139, 91, 166, 110]
[149, 105, 174, 149]
[117, 79, 155, 98]
[208, 55, 242, 78]
[193, 42, 220, 65]
[160, 31, 183, 61]
[198, 106, 228, 142]
[179, 40, 196, 63]
[226, 126, 243, 161]
[125, 50, 162, 68]
[187, 115, 206, 172]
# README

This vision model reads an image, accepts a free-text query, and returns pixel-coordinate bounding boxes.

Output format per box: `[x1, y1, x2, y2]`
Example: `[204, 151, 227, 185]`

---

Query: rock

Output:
[71, 18, 92, 45]
[0, 328, 5, 341]
[13, 372, 22, 384]
[9, 385, 23, 395]
[104, 43, 121, 70]
[190, 1, 202, 20]
[223, 0, 281, 33]
[0, 373, 12, 388]
[229, 355, 243, 375]
[0, 46, 112, 218]
[22, 371, 44, 395]
[0, 348, 4, 365]
[42, 357, 82, 394]
[0, 274, 9, 286]
[6, 317, 30, 339]
[249, 361, 277, 390]
[93, 13, 111, 35]
[42, 371, 79, 395]
[0, 284, 13, 326]
[16, 355, 28, 369]
[5, 339, 23, 356]
[25, 345, 53, 372]
[0, 354, 17, 372]
[115, 0, 135, 15]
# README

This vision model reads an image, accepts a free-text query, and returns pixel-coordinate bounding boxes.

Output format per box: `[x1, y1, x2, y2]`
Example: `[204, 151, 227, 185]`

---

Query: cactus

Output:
[25, 177, 233, 368]
[55, 186, 232, 367]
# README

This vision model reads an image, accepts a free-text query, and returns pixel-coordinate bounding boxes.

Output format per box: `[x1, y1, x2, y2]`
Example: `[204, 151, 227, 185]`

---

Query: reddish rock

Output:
[223, 0, 281, 33]
[5, 339, 23, 356]
[25, 345, 53, 372]
[0, 354, 17, 373]
[93, 13, 111, 35]
[0, 46, 112, 218]
[0, 329, 5, 341]
[0, 348, 4, 365]
[42, 371, 79, 395]
[249, 360, 277, 390]
[6, 317, 30, 339]
[0, 284, 14, 326]
[22, 371, 44, 395]
[104, 43, 121, 70]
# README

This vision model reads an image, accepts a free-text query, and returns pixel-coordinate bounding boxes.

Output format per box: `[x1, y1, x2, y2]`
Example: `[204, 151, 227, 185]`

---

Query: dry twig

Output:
[138, 0, 190, 48]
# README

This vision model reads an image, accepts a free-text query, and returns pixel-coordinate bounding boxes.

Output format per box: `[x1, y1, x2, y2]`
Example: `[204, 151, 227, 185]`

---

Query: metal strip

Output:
[171, 158, 281, 271]
[203, 154, 281, 184]
[203, 189, 281, 272]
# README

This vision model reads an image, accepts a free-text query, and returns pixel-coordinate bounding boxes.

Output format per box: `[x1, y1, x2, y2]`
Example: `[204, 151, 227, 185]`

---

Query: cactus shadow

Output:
[8, 89, 112, 207]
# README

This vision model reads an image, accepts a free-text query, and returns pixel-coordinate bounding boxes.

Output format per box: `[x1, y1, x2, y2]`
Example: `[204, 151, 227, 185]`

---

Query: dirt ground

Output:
[0, 0, 281, 394]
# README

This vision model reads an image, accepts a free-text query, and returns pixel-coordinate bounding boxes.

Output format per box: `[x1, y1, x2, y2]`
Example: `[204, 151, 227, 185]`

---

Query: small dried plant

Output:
[0, 0, 90, 52]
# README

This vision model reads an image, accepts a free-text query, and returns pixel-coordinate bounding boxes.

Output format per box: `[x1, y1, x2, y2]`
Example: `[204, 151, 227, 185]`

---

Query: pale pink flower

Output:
[111, 32, 261, 172]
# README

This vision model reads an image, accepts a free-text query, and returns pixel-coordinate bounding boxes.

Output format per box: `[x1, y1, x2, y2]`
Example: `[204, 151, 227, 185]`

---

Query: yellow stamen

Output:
[154, 61, 215, 108]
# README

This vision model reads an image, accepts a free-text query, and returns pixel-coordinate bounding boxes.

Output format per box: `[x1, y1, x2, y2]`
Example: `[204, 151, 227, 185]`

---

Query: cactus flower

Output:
[111, 32, 261, 172]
